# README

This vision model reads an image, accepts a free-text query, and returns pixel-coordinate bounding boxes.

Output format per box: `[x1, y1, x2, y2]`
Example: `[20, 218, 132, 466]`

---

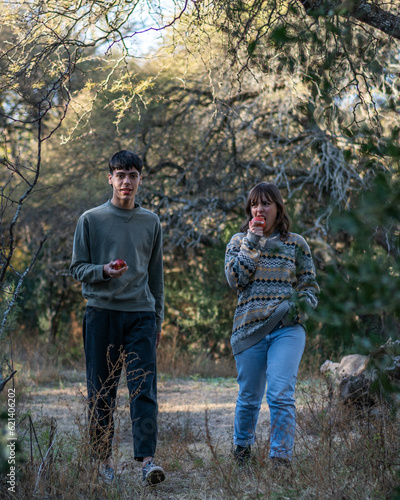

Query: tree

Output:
[0, 0, 191, 391]
[1, 0, 399, 377]
[11, 29, 396, 359]
[314, 169, 400, 363]
[298, 0, 400, 40]
[0, 13, 74, 388]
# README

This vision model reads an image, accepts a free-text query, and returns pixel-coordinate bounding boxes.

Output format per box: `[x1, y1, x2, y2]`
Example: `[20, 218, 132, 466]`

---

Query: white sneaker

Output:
[142, 459, 166, 486]
[99, 464, 115, 484]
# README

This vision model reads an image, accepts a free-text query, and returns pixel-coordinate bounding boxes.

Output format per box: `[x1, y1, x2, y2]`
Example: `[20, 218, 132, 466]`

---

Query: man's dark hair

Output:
[109, 150, 143, 174]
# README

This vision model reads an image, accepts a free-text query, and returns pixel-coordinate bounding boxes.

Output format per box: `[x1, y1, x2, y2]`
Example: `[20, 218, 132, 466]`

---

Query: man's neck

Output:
[110, 197, 136, 210]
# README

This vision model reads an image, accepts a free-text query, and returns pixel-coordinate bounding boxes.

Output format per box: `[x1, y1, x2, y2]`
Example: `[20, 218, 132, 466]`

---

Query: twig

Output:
[0, 237, 47, 342]
[204, 409, 239, 499]
[33, 428, 58, 494]
[0, 369, 17, 393]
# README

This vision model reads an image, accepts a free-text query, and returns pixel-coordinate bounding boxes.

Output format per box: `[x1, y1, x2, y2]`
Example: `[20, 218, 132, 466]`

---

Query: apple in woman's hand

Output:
[252, 216, 266, 227]
[112, 259, 127, 270]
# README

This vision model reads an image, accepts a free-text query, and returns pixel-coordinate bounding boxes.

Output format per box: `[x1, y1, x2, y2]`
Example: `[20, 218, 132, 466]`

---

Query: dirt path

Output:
[12, 370, 399, 499]
[24, 370, 273, 464]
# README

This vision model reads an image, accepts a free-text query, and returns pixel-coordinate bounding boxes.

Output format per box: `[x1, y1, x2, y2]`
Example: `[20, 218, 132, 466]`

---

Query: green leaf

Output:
[247, 39, 257, 56]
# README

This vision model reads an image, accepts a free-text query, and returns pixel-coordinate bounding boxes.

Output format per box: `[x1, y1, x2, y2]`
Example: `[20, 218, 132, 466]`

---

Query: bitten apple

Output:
[251, 216, 266, 227]
[112, 259, 127, 270]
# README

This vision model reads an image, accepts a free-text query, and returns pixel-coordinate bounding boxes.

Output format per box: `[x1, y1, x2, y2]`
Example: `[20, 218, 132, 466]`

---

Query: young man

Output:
[70, 150, 166, 486]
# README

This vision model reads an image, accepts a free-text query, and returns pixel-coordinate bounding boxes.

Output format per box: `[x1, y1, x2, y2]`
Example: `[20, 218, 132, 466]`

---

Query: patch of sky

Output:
[97, 0, 189, 60]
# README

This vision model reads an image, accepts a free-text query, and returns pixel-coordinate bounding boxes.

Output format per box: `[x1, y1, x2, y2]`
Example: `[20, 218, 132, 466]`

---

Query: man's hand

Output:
[156, 331, 161, 348]
[103, 260, 129, 279]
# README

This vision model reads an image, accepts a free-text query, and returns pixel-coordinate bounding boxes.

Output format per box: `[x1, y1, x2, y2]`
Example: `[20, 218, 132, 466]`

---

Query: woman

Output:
[225, 182, 319, 466]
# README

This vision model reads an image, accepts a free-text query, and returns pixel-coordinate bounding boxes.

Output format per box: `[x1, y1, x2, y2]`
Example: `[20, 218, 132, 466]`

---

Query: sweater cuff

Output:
[246, 230, 262, 247]
[96, 264, 111, 282]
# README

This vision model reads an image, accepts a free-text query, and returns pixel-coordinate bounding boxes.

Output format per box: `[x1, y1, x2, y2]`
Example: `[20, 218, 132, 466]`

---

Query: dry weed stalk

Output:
[6, 348, 153, 498]
[3, 370, 399, 499]
[295, 380, 400, 497]
[204, 409, 240, 499]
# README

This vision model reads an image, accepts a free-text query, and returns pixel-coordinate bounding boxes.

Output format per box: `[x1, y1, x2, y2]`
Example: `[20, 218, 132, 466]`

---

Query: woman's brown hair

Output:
[240, 182, 291, 240]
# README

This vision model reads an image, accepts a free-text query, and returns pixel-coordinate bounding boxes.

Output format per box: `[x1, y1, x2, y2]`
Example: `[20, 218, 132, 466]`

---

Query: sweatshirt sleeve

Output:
[148, 220, 164, 332]
[225, 232, 262, 291]
[69, 215, 110, 284]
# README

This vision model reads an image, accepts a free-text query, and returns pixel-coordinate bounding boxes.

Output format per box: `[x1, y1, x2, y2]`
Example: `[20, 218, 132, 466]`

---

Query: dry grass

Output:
[1, 352, 399, 499]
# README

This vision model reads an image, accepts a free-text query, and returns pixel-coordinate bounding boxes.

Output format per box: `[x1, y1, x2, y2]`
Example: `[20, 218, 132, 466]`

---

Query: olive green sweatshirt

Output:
[70, 200, 164, 331]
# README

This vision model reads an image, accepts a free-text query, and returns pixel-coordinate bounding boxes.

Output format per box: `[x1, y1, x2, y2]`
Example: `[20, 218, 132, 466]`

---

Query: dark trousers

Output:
[83, 306, 158, 461]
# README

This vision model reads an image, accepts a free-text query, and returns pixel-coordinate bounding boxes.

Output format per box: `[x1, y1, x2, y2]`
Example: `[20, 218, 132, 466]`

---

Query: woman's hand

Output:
[249, 217, 265, 236]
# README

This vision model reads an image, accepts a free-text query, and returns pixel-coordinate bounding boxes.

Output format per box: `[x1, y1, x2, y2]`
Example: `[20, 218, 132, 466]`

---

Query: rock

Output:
[320, 354, 369, 384]
[339, 373, 371, 405]
[320, 340, 400, 406]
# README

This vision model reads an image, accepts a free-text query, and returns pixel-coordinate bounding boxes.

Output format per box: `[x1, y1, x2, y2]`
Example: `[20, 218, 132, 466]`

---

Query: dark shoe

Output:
[142, 459, 166, 487]
[233, 445, 251, 466]
[99, 464, 115, 484]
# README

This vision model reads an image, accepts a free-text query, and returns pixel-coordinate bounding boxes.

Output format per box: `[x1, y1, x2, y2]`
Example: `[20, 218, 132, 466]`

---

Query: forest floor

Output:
[25, 369, 240, 470]
[5, 367, 400, 499]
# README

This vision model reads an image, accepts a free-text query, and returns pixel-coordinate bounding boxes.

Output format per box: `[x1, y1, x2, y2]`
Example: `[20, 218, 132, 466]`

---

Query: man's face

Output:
[108, 167, 142, 209]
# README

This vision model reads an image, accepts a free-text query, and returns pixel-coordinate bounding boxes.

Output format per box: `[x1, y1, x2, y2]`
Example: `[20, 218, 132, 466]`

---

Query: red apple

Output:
[252, 216, 266, 227]
[112, 259, 127, 270]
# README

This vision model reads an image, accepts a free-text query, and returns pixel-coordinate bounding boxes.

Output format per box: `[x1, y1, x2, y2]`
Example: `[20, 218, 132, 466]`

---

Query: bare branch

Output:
[298, 0, 400, 40]
[0, 369, 17, 393]
[0, 236, 47, 341]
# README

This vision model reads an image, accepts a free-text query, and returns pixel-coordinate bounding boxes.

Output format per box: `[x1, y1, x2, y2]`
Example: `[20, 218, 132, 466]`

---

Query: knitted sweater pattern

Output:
[225, 230, 319, 355]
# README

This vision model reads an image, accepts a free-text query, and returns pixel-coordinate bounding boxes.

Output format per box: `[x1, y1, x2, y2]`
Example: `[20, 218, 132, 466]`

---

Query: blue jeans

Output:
[234, 323, 306, 459]
[83, 306, 158, 461]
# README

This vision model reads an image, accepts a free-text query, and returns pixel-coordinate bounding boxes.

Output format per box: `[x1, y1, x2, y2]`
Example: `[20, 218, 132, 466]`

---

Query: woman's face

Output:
[250, 196, 278, 236]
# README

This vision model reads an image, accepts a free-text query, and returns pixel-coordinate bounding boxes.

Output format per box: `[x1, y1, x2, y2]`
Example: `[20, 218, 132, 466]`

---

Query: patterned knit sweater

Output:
[225, 230, 319, 355]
